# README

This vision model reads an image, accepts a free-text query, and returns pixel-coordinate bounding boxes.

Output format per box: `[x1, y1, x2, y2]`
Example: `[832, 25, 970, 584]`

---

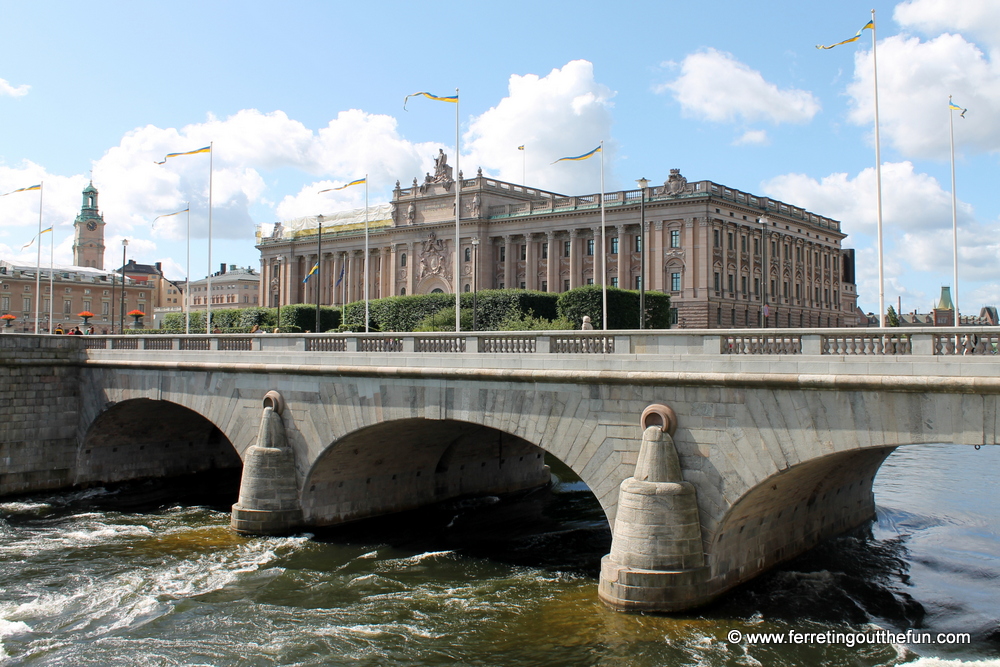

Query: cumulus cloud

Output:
[734, 130, 769, 146]
[762, 160, 974, 238]
[895, 0, 1000, 51]
[0, 78, 29, 97]
[656, 48, 820, 125]
[901, 220, 1000, 281]
[846, 32, 1000, 157]
[463, 60, 615, 194]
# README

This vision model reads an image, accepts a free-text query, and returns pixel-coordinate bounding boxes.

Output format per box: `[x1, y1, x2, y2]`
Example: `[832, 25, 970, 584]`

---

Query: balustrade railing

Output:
[67, 327, 1000, 358]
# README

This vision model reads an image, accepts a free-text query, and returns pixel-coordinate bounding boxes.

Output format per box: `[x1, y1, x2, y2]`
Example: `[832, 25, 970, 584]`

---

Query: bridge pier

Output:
[231, 392, 303, 535]
[599, 406, 712, 611]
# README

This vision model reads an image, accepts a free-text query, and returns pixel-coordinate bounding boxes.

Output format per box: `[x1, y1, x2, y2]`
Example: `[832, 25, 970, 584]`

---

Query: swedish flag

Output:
[303, 263, 319, 283]
[319, 178, 366, 193]
[552, 145, 602, 164]
[817, 20, 874, 50]
[156, 146, 211, 164]
[1, 184, 41, 196]
[404, 91, 458, 110]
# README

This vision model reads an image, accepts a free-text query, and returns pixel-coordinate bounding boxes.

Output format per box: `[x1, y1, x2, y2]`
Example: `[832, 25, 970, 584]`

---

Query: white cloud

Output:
[901, 221, 1000, 281]
[762, 160, 974, 238]
[0, 78, 29, 97]
[734, 130, 769, 146]
[656, 48, 820, 125]
[462, 60, 615, 194]
[895, 0, 1000, 51]
[846, 32, 1000, 157]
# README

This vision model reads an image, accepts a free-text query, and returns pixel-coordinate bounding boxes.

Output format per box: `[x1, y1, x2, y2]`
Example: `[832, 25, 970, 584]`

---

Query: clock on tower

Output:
[73, 181, 106, 269]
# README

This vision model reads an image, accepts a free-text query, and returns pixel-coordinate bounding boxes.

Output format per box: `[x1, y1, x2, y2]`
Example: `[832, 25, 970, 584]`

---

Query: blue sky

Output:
[1, 0, 998, 316]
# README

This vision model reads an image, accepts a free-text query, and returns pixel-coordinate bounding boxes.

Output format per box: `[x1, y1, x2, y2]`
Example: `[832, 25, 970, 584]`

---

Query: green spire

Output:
[936, 286, 954, 310]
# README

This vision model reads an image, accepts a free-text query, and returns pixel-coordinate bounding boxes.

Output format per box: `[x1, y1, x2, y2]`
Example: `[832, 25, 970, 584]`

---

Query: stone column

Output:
[599, 406, 709, 612]
[388, 245, 398, 297]
[503, 235, 515, 289]
[405, 242, 415, 295]
[546, 231, 558, 292]
[652, 221, 664, 292]
[525, 234, 537, 291]
[616, 225, 628, 290]
[591, 226, 602, 285]
[569, 229, 580, 289]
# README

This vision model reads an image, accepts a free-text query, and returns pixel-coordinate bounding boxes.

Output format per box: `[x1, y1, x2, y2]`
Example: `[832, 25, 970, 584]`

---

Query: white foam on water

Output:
[904, 660, 1000, 667]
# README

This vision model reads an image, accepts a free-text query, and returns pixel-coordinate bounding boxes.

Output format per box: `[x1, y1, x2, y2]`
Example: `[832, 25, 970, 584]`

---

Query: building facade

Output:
[256, 157, 859, 329]
[189, 264, 260, 308]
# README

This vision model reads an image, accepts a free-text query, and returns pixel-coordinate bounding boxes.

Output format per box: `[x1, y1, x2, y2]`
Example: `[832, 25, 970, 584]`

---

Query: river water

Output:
[0, 444, 997, 666]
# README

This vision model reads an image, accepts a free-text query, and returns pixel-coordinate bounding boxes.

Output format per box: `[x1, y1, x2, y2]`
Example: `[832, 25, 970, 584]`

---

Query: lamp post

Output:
[471, 236, 480, 330]
[275, 255, 284, 333]
[119, 239, 128, 334]
[316, 214, 323, 333]
[636, 177, 649, 329]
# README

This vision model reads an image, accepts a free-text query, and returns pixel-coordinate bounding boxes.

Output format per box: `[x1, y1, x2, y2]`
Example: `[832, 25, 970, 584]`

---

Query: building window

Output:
[717, 307, 722, 325]
[464, 247, 471, 262]
[635, 236, 642, 253]
[541, 243, 548, 259]
[563, 279, 570, 291]
[634, 276, 641, 289]
[23, 298, 31, 312]
[671, 272, 681, 292]
[610, 277, 618, 288]
[754, 278, 760, 296]
[520, 281, 526, 289]
[727, 275, 734, 293]
[586, 239, 594, 256]
[714, 230, 720, 247]
[498, 283, 504, 289]
[795, 284, 801, 299]
[464, 284, 470, 292]
[669, 308, 678, 326]
[138, 304, 145, 313]
[400, 288, 406, 295]
[63, 299, 71, 314]
[586, 278, 594, 285]
[83, 300, 91, 312]
[796, 247, 801, 262]
[1, 296, 8, 311]
[741, 276, 748, 294]
[714, 272, 720, 292]
[499, 247, 505, 262]
[741, 236, 747, 252]
[727, 232, 734, 250]
[43, 299, 50, 312]
[520, 245, 526, 261]
[611, 237, 619, 254]
[783, 281, 789, 299]
[754, 238, 760, 255]
[771, 241, 777, 256]
[541, 281, 547, 292]
[401, 252, 407, 267]
[563, 241, 571, 257]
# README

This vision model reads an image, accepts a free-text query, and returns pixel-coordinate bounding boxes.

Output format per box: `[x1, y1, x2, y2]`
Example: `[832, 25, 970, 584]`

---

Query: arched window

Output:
[400, 252, 407, 267]
[431, 288, 444, 294]
[400, 288, 406, 295]
[464, 284, 470, 292]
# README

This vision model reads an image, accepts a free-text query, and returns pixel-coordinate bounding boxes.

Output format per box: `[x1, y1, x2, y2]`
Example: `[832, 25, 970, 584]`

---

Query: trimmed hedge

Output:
[160, 305, 341, 333]
[341, 290, 559, 332]
[556, 286, 671, 330]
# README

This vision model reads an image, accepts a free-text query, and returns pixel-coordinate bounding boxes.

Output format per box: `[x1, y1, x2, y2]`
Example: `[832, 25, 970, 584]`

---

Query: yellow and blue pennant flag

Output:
[1, 184, 41, 196]
[152, 208, 189, 228]
[552, 145, 602, 164]
[318, 178, 366, 193]
[817, 20, 874, 50]
[302, 263, 319, 283]
[156, 146, 211, 164]
[949, 100, 967, 118]
[21, 226, 52, 251]
[404, 91, 458, 110]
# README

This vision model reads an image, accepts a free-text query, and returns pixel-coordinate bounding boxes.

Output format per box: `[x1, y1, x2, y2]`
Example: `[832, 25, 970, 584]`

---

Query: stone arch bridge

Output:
[1, 328, 997, 612]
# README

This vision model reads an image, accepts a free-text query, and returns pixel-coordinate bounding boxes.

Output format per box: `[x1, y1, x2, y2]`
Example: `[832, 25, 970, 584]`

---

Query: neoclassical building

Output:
[256, 156, 860, 329]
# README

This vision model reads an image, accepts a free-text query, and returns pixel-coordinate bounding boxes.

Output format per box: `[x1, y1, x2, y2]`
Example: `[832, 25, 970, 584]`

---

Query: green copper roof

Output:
[937, 286, 955, 310]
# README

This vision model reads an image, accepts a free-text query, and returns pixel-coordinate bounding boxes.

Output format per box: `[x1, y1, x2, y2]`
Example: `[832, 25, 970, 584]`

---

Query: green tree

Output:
[886, 305, 900, 327]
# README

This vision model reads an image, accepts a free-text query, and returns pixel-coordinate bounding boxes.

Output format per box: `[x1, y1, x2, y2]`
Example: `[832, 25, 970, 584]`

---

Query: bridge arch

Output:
[77, 398, 242, 486]
[300, 417, 610, 528]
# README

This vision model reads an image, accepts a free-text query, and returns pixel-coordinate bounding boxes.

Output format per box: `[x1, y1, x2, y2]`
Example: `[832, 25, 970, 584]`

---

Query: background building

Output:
[257, 157, 859, 329]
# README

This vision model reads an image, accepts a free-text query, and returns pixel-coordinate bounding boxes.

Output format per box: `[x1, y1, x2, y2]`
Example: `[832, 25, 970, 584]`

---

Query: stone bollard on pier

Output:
[598, 404, 712, 612]
[231, 391, 303, 535]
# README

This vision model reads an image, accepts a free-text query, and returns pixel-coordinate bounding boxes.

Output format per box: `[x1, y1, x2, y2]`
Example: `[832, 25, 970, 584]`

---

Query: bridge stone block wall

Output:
[0, 336, 81, 495]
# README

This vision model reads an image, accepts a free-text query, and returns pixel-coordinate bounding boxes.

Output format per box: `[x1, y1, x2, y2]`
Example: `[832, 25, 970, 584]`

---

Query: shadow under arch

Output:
[78, 398, 242, 486]
[707, 446, 897, 596]
[303, 417, 568, 528]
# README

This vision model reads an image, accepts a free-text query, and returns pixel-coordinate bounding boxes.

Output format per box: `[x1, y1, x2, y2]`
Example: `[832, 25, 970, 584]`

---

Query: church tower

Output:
[73, 182, 106, 269]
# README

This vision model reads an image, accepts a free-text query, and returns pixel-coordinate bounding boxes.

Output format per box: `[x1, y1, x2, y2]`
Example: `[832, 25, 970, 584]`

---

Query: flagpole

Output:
[364, 175, 370, 333]
[871, 8, 886, 328]
[34, 182, 43, 334]
[949, 96, 959, 326]
[185, 203, 191, 335]
[47, 210, 54, 333]
[600, 141, 607, 331]
[522, 146, 526, 184]
[207, 141, 214, 333]
[454, 87, 461, 333]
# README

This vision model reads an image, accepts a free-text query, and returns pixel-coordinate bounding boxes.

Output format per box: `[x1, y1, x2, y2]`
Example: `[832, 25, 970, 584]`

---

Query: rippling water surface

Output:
[0, 445, 998, 666]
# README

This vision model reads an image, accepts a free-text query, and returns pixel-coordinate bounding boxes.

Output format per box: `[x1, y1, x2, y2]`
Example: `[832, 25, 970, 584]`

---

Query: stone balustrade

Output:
[70, 327, 999, 357]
